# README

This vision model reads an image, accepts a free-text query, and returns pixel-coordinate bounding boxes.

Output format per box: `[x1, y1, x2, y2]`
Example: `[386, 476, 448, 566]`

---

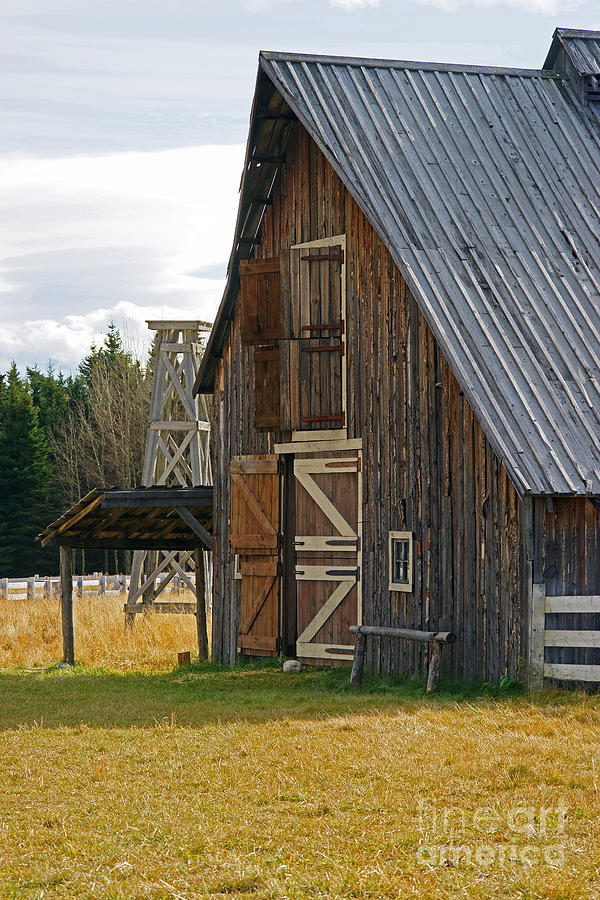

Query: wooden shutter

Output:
[279, 241, 345, 432]
[230, 455, 281, 657]
[230, 456, 280, 553]
[240, 259, 281, 344]
[254, 345, 280, 430]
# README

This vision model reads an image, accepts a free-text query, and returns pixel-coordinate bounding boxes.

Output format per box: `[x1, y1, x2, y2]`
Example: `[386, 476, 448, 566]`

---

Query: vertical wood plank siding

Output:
[211, 122, 523, 679]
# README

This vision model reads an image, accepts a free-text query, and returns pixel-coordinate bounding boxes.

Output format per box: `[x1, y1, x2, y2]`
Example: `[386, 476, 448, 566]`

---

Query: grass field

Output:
[1, 596, 599, 898]
[0, 592, 199, 670]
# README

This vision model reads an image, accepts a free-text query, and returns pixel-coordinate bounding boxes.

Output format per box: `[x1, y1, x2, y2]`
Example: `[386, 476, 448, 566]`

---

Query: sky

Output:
[1, 0, 599, 372]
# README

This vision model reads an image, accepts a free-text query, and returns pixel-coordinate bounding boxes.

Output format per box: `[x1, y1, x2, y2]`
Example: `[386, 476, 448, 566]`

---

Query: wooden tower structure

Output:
[125, 320, 212, 619]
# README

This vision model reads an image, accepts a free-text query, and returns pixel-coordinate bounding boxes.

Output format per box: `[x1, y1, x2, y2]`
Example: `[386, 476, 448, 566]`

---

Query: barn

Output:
[194, 28, 600, 687]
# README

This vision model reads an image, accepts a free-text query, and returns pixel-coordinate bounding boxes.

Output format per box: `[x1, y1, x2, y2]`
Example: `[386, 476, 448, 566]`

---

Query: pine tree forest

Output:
[0, 325, 151, 577]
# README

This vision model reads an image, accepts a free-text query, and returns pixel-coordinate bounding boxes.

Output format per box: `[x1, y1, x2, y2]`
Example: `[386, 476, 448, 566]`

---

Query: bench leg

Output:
[350, 632, 367, 687]
[426, 641, 442, 693]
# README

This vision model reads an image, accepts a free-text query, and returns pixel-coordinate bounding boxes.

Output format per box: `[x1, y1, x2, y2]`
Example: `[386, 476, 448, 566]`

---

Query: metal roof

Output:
[197, 32, 600, 497]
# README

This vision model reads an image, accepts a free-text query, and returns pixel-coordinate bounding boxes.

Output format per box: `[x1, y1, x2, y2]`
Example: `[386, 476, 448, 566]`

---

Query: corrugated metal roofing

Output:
[258, 44, 600, 497]
[197, 30, 600, 497]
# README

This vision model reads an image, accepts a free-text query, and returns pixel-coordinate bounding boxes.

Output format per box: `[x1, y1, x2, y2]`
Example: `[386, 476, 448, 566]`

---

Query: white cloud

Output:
[330, 0, 380, 8]
[0, 145, 245, 372]
[415, 0, 584, 14]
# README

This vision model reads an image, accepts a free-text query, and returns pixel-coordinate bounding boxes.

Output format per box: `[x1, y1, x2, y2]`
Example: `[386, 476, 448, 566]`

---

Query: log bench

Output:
[348, 625, 456, 693]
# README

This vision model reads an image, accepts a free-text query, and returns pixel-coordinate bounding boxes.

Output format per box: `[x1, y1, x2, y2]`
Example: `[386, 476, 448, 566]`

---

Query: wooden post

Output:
[426, 640, 442, 693]
[27, 576, 35, 600]
[528, 581, 546, 690]
[100, 574, 106, 595]
[60, 546, 75, 665]
[194, 548, 209, 661]
[350, 631, 367, 687]
[0, 578, 7, 601]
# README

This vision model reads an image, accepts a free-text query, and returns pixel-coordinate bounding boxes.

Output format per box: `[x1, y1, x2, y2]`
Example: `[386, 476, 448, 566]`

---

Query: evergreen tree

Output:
[0, 364, 57, 576]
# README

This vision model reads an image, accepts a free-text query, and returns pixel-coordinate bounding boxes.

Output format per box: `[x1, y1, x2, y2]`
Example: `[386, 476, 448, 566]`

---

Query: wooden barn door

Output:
[294, 450, 361, 662]
[230, 455, 281, 656]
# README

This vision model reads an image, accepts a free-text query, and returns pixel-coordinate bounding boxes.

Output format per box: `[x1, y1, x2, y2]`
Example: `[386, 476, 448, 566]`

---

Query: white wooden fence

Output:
[531, 583, 600, 683]
[0, 573, 196, 601]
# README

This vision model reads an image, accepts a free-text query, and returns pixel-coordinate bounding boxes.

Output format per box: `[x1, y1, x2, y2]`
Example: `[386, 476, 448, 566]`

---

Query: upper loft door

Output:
[284, 236, 347, 440]
[238, 235, 347, 440]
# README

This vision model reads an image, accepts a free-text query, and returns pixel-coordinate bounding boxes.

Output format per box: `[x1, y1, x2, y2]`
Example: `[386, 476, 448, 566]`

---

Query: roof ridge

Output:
[259, 50, 561, 79]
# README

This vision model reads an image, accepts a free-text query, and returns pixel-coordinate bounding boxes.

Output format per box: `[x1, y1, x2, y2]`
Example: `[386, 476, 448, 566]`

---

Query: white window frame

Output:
[388, 531, 413, 592]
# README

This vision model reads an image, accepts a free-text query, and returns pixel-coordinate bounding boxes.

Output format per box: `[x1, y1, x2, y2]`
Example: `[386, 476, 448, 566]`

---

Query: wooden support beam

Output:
[348, 625, 455, 643]
[60, 546, 75, 665]
[426, 641, 442, 693]
[350, 631, 366, 687]
[175, 508, 213, 551]
[195, 548, 209, 661]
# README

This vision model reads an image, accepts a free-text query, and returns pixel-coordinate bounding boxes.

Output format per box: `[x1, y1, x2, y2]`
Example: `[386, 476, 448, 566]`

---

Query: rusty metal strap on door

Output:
[300, 250, 344, 263]
[301, 343, 344, 354]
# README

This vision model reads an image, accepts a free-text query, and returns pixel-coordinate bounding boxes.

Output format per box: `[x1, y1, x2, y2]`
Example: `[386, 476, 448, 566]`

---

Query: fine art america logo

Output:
[416, 801, 567, 868]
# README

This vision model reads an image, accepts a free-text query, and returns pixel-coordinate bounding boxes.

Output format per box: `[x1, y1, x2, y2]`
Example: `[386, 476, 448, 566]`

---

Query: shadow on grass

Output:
[0, 657, 538, 730]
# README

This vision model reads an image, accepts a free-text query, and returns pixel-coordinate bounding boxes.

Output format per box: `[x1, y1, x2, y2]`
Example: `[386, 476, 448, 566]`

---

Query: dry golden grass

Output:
[1, 597, 600, 898]
[0, 667, 599, 899]
[0, 592, 201, 670]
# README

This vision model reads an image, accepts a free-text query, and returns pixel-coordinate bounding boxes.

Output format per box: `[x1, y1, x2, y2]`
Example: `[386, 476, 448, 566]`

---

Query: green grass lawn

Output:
[0, 662, 599, 898]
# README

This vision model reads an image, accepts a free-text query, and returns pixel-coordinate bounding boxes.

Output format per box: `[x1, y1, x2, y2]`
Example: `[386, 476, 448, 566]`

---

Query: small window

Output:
[389, 531, 413, 592]
[233, 554, 242, 580]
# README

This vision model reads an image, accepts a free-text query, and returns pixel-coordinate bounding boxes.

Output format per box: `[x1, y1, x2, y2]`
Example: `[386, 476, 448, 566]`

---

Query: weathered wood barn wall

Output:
[203, 32, 600, 685]
[211, 120, 525, 681]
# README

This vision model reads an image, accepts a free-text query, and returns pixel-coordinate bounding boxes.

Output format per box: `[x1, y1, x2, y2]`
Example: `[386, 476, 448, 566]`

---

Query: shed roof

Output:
[197, 30, 600, 497]
[544, 27, 600, 75]
[38, 487, 213, 550]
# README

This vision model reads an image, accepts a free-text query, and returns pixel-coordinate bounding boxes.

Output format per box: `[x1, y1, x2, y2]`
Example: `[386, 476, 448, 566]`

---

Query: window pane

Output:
[392, 538, 409, 583]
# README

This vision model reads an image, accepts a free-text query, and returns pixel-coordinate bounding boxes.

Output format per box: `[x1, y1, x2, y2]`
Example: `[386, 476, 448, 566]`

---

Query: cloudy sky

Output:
[1, 0, 599, 372]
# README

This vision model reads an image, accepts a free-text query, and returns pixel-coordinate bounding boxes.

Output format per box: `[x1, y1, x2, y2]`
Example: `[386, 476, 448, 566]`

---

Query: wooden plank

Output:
[544, 630, 600, 647]
[231, 458, 279, 474]
[254, 344, 281, 429]
[545, 595, 600, 613]
[529, 581, 546, 689]
[126, 602, 196, 614]
[239, 571, 277, 635]
[230, 473, 277, 537]
[294, 471, 356, 537]
[241, 559, 279, 576]
[238, 635, 278, 651]
[294, 536, 358, 552]
[147, 319, 212, 331]
[175, 508, 213, 551]
[229, 534, 279, 551]
[275, 438, 362, 454]
[296, 580, 354, 644]
[296, 641, 354, 660]
[295, 565, 357, 581]
[239, 258, 280, 275]
[294, 458, 359, 473]
[195, 548, 209, 660]
[544, 663, 600, 682]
